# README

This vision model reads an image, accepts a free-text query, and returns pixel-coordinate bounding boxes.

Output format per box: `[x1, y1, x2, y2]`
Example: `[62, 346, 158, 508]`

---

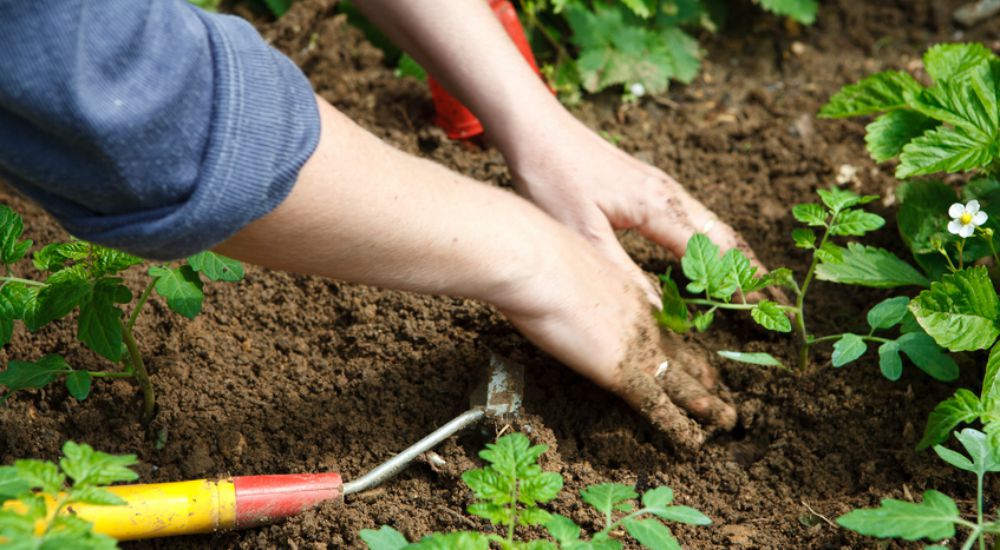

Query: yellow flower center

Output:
[961, 213, 973, 225]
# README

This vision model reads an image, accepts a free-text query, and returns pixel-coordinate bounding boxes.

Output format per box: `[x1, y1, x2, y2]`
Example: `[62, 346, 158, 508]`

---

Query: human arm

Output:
[352, 0, 764, 300]
[216, 96, 736, 449]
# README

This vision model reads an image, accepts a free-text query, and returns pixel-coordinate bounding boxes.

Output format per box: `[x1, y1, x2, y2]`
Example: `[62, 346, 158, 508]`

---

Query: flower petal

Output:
[967, 200, 981, 214]
[974, 211, 989, 225]
[961, 224, 976, 238]
[948, 220, 964, 234]
[950, 203, 966, 218]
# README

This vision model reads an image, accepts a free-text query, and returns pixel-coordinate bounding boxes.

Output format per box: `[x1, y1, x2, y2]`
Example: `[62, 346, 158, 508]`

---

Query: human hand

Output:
[490, 221, 737, 450]
[495, 107, 763, 305]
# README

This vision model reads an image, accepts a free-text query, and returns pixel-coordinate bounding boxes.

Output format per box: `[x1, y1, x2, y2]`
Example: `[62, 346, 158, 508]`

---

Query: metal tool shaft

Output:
[342, 407, 486, 495]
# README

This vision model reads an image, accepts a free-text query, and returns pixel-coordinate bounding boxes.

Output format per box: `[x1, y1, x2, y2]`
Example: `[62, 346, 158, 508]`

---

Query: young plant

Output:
[837, 428, 1000, 550]
[0, 441, 138, 549]
[0, 205, 244, 422]
[360, 432, 710, 549]
[658, 187, 955, 380]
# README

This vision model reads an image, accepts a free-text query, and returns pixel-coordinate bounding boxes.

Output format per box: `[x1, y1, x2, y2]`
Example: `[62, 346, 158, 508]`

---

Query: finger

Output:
[657, 363, 737, 431]
[581, 221, 661, 307]
[658, 331, 718, 389]
[618, 364, 706, 451]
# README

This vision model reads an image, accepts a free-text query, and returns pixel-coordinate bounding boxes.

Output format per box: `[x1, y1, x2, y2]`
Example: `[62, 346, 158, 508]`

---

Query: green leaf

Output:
[25, 266, 90, 330]
[32, 241, 90, 272]
[521, 471, 563, 505]
[187, 251, 244, 282]
[78, 278, 130, 362]
[815, 243, 929, 288]
[467, 501, 513, 526]
[864, 109, 939, 163]
[0, 355, 67, 401]
[545, 514, 582, 544]
[649, 505, 712, 525]
[896, 180, 958, 256]
[832, 334, 867, 367]
[681, 234, 735, 299]
[65, 371, 92, 401]
[757, 0, 817, 24]
[149, 265, 204, 319]
[581, 483, 638, 515]
[656, 272, 691, 333]
[619, 0, 656, 18]
[936, 428, 1000, 475]
[410, 532, 491, 550]
[0, 205, 33, 266]
[835, 490, 959, 541]
[819, 71, 923, 118]
[750, 300, 791, 332]
[15, 459, 65, 494]
[909, 266, 1000, 351]
[692, 310, 714, 332]
[395, 53, 427, 81]
[360, 526, 410, 550]
[867, 297, 911, 330]
[0, 466, 29, 500]
[717, 350, 785, 368]
[918, 389, 982, 450]
[721, 248, 765, 296]
[519, 506, 553, 527]
[982, 342, 1000, 404]
[829, 209, 885, 237]
[67, 485, 126, 506]
[60, 441, 138, 486]
[92, 245, 143, 276]
[923, 43, 997, 82]
[760, 268, 797, 290]
[896, 332, 960, 381]
[817, 188, 878, 213]
[792, 228, 816, 249]
[897, 124, 995, 178]
[642, 487, 674, 508]
[791, 203, 826, 226]
[623, 517, 681, 550]
[877, 341, 903, 381]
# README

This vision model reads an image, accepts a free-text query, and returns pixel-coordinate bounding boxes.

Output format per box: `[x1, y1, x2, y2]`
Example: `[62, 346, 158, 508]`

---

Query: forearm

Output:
[351, 0, 562, 153]
[215, 95, 551, 305]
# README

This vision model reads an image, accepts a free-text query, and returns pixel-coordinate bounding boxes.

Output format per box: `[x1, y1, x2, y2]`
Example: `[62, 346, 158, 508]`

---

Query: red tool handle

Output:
[429, 0, 546, 139]
[234, 472, 344, 528]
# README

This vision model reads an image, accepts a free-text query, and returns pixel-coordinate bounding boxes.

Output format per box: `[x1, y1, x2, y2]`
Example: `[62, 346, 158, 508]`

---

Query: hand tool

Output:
[61, 354, 524, 541]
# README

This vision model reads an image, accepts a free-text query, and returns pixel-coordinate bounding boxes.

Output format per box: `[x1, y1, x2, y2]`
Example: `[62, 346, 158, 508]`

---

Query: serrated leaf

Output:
[829, 209, 885, 236]
[187, 251, 244, 282]
[0, 355, 67, 401]
[521, 471, 563, 506]
[819, 70, 923, 118]
[78, 278, 129, 362]
[692, 310, 714, 332]
[815, 243, 929, 288]
[92, 245, 143, 276]
[750, 300, 791, 332]
[983, 342, 1000, 405]
[757, 0, 817, 23]
[867, 297, 911, 330]
[832, 334, 867, 367]
[581, 483, 638, 515]
[15, 459, 64, 494]
[619, 0, 656, 18]
[545, 514, 582, 544]
[918, 390, 983, 450]
[32, 241, 91, 272]
[68, 485, 126, 506]
[792, 203, 826, 226]
[942, 428, 1000, 475]
[923, 43, 997, 82]
[642, 487, 674, 508]
[0, 466, 29, 500]
[897, 124, 995, 178]
[817, 188, 878, 213]
[896, 179, 958, 258]
[359, 525, 410, 550]
[519, 506, 553, 527]
[909, 266, 1000, 351]
[792, 228, 816, 249]
[717, 350, 785, 368]
[623, 517, 681, 550]
[878, 341, 903, 380]
[760, 267, 797, 290]
[0, 205, 32, 266]
[865, 109, 940, 163]
[25, 266, 90, 330]
[897, 332, 960, 381]
[656, 272, 691, 333]
[836, 490, 958, 541]
[409, 532, 491, 550]
[681, 234, 735, 299]
[651, 505, 712, 525]
[721, 248, 764, 296]
[65, 370, 92, 400]
[60, 441, 138, 486]
[149, 265, 204, 319]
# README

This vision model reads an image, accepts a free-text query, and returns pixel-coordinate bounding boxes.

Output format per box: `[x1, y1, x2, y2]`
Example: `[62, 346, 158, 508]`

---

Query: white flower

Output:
[629, 82, 646, 97]
[948, 200, 988, 238]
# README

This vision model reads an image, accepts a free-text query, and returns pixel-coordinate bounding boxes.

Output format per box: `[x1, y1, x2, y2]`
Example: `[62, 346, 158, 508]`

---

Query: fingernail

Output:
[655, 360, 670, 379]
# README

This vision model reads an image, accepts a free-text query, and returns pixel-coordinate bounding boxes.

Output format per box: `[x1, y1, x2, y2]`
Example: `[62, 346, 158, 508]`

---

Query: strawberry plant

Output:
[0, 441, 138, 549]
[0, 205, 244, 422]
[657, 187, 957, 379]
[837, 428, 1000, 550]
[360, 432, 710, 549]
[521, 0, 819, 102]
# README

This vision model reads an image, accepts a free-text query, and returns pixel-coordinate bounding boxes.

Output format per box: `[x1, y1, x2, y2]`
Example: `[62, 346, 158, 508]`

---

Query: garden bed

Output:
[2, 0, 999, 547]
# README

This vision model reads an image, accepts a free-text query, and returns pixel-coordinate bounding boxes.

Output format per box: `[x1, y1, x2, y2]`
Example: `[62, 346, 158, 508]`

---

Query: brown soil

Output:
[3, 0, 999, 548]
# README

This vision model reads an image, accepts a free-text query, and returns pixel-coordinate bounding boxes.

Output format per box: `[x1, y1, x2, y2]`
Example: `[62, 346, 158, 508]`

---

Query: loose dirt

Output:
[2, 0, 999, 548]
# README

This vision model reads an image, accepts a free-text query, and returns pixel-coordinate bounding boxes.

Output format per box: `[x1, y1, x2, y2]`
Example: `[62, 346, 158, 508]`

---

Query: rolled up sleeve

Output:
[0, 0, 320, 259]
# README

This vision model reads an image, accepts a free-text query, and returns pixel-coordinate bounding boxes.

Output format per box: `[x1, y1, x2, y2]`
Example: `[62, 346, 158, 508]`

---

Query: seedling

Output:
[360, 432, 710, 549]
[838, 428, 1000, 550]
[0, 441, 138, 549]
[0, 205, 244, 422]
[658, 187, 957, 380]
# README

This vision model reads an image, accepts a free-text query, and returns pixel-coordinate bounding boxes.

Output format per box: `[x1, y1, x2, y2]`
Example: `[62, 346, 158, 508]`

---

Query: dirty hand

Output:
[494, 221, 738, 450]
[494, 106, 762, 304]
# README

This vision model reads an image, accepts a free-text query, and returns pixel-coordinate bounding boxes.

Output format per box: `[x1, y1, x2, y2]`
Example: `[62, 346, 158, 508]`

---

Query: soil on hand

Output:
[2, 0, 998, 548]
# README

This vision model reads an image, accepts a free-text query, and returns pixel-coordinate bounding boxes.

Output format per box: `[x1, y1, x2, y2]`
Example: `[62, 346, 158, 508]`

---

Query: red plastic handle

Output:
[233, 473, 343, 528]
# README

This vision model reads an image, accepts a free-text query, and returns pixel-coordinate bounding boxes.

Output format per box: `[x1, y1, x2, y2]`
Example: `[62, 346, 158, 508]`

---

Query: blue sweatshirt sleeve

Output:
[0, 0, 320, 259]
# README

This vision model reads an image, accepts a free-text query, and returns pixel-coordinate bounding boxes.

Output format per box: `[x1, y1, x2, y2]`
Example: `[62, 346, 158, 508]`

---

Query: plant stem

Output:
[0, 276, 45, 287]
[809, 334, 893, 345]
[796, 215, 837, 369]
[683, 298, 797, 312]
[978, 472, 985, 550]
[120, 319, 155, 424]
[962, 526, 983, 550]
[958, 239, 966, 270]
[127, 279, 156, 332]
[88, 371, 134, 379]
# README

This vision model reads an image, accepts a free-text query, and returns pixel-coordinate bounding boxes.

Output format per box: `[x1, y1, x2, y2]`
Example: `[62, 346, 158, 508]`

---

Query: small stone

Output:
[790, 41, 806, 56]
